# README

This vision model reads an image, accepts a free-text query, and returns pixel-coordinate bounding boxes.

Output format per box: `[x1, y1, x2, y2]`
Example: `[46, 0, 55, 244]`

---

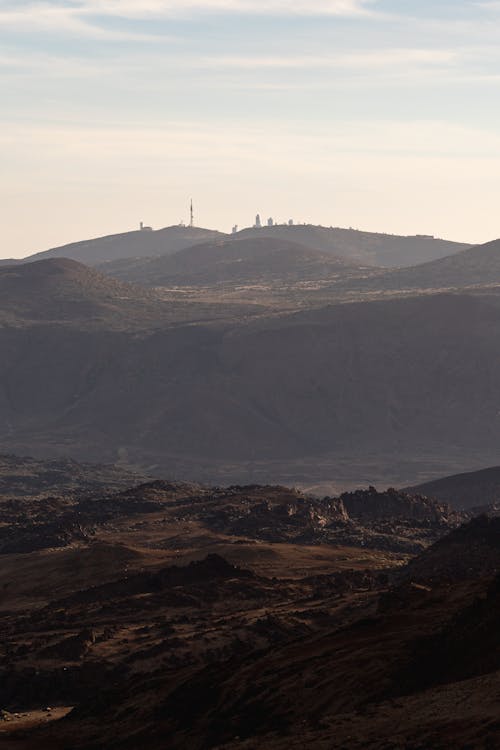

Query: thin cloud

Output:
[0, 0, 377, 36]
[0, 46, 457, 85]
[5, 118, 500, 160]
[0, 4, 167, 39]
[199, 49, 457, 70]
[80, 0, 375, 16]
[0, 50, 108, 76]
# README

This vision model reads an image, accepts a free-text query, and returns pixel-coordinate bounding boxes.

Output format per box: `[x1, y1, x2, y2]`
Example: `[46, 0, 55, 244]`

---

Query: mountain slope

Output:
[97, 236, 374, 286]
[0, 257, 259, 329]
[18, 225, 469, 269]
[364, 238, 500, 292]
[0, 258, 158, 327]
[3, 291, 500, 485]
[400, 515, 500, 584]
[26, 226, 225, 265]
[406, 465, 500, 509]
[236, 224, 470, 267]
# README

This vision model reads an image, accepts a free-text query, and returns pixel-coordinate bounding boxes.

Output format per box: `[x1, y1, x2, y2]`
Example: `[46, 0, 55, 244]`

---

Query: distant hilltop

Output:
[14, 223, 470, 269]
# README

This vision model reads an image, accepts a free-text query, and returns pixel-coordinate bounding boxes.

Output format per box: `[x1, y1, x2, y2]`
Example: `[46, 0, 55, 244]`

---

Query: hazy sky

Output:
[2, 0, 500, 257]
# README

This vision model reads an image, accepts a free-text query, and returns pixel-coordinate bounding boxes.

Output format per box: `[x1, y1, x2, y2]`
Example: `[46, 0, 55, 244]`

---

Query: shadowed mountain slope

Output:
[3, 291, 500, 485]
[400, 515, 500, 585]
[406, 465, 500, 509]
[97, 236, 374, 286]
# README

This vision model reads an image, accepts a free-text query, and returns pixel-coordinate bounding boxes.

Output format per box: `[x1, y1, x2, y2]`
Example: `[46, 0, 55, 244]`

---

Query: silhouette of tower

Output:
[190, 199, 194, 228]
[255, 213, 262, 228]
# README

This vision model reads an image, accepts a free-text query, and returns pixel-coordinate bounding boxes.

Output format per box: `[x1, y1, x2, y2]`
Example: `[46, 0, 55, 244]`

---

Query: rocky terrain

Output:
[0, 466, 498, 749]
[0, 454, 146, 500]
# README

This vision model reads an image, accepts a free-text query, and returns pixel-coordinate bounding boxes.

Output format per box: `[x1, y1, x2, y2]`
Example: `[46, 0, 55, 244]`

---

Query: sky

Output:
[2, 0, 500, 257]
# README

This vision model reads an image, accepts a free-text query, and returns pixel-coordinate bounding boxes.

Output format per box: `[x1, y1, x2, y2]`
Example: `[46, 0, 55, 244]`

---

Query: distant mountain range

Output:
[359, 238, 500, 293]
[6, 223, 470, 269]
[27, 225, 225, 265]
[4, 224, 500, 487]
[96, 236, 373, 287]
[95, 235, 500, 293]
[2, 257, 500, 485]
[235, 224, 470, 267]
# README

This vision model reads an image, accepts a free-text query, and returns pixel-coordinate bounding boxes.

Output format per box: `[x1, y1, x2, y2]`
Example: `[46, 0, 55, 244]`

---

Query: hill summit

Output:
[19, 224, 470, 269]
[26, 225, 225, 265]
[0, 257, 155, 326]
[97, 236, 371, 286]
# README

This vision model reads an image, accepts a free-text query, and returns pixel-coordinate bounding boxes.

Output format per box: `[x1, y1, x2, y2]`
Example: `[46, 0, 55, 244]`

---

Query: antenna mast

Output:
[190, 199, 194, 228]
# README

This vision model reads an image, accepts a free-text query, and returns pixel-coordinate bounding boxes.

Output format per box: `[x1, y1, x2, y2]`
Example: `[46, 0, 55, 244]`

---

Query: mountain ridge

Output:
[12, 224, 471, 269]
[26, 225, 226, 265]
[96, 235, 375, 287]
[363, 237, 500, 292]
